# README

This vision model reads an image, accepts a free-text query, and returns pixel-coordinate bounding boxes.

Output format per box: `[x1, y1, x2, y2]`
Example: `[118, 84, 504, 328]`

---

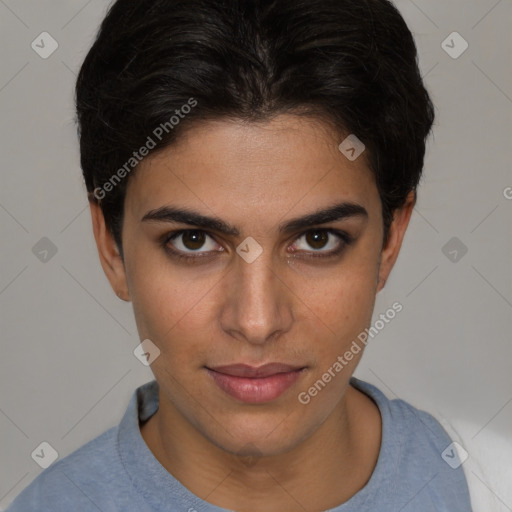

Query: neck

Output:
[140, 384, 381, 512]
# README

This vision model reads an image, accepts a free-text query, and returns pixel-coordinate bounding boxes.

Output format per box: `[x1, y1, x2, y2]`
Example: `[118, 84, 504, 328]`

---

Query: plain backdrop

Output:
[1, 0, 511, 510]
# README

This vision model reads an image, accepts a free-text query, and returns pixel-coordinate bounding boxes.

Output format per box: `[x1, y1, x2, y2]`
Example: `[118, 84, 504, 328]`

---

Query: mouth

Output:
[205, 363, 307, 404]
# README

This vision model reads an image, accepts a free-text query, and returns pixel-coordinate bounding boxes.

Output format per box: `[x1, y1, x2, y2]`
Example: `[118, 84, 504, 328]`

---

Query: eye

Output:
[165, 230, 221, 256]
[289, 229, 352, 258]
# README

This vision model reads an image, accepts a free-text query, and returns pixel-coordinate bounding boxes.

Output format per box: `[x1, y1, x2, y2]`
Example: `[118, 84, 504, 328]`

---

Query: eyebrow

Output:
[141, 201, 368, 236]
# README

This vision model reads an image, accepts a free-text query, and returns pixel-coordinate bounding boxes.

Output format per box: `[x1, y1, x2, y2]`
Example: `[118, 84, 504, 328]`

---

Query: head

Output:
[76, 0, 434, 458]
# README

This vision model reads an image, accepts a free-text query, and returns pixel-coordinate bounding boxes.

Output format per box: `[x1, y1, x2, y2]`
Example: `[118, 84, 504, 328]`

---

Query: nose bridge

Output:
[222, 246, 292, 344]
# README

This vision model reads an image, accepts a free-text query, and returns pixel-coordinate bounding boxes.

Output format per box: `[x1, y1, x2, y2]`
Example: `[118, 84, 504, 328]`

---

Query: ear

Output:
[376, 190, 416, 293]
[89, 200, 131, 301]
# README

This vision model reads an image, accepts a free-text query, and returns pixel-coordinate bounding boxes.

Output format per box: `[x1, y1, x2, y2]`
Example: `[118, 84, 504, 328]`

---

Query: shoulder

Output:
[352, 376, 462, 457]
[6, 427, 128, 512]
[351, 377, 473, 511]
[6, 381, 159, 512]
[391, 397, 472, 510]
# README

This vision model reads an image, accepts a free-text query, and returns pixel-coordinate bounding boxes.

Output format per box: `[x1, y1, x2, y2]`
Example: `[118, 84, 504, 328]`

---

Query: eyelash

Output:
[161, 229, 354, 264]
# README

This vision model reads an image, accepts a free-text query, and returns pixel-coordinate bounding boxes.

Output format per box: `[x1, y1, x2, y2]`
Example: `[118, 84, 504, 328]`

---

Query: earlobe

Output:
[376, 190, 416, 293]
[89, 200, 131, 302]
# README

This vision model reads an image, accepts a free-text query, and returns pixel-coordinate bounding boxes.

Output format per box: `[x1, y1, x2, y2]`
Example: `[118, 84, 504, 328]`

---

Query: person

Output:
[7, 0, 473, 510]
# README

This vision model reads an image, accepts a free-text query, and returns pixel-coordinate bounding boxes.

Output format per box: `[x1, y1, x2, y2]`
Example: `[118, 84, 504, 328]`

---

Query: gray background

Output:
[0, 0, 511, 510]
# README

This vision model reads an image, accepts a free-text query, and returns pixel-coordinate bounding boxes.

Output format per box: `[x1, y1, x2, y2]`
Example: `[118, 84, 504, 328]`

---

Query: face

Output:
[91, 114, 413, 458]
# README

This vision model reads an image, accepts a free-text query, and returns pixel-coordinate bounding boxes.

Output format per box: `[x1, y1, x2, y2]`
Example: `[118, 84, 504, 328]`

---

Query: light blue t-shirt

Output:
[7, 377, 472, 511]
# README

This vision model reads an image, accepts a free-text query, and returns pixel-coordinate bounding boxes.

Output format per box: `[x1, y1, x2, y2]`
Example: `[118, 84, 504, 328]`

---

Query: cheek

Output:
[126, 249, 221, 362]
[293, 269, 377, 409]
[288, 258, 380, 384]
[304, 279, 377, 368]
[291, 249, 379, 340]
[329, 270, 377, 332]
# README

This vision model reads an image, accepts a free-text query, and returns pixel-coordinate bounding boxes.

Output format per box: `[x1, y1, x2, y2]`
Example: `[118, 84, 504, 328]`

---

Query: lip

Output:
[209, 363, 304, 378]
[205, 363, 307, 404]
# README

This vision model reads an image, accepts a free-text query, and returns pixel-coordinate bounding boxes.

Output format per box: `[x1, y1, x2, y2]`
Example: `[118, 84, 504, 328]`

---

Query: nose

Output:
[220, 247, 294, 346]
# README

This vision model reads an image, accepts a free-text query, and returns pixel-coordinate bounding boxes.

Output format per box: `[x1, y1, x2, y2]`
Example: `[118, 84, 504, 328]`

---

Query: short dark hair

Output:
[76, 0, 435, 251]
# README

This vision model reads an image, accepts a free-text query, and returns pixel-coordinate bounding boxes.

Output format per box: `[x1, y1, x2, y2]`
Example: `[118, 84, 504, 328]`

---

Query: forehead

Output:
[125, 114, 380, 228]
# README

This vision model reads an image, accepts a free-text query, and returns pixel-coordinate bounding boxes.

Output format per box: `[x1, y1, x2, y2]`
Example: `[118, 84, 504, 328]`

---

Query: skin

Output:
[90, 114, 415, 512]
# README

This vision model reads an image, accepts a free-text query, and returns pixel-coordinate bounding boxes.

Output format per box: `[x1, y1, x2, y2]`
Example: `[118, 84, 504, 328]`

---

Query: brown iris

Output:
[305, 230, 329, 250]
[182, 230, 206, 250]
